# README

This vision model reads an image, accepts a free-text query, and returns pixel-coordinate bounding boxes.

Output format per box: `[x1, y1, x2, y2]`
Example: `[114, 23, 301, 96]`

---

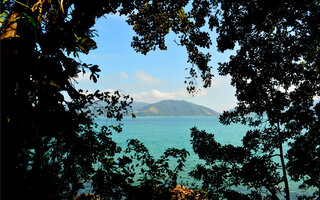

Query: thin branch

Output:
[13, 0, 30, 9]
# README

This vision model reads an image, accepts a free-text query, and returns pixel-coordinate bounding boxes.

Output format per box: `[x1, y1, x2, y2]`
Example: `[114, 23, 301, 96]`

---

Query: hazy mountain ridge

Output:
[132, 102, 149, 111]
[134, 100, 220, 116]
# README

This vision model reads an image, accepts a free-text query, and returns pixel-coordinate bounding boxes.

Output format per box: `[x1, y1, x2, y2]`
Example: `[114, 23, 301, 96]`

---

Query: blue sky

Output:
[75, 14, 237, 112]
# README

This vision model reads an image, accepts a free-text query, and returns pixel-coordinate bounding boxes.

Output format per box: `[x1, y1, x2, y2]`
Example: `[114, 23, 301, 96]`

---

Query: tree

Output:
[102, 139, 190, 200]
[1, 1, 134, 197]
[188, 0, 320, 199]
[1, 0, 213, 199]
[2, 0, 319, 199]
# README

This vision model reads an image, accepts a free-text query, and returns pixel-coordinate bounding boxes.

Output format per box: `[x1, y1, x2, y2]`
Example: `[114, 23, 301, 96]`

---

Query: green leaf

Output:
[78, 44, 86, 52]
[22, 12, 38, 28]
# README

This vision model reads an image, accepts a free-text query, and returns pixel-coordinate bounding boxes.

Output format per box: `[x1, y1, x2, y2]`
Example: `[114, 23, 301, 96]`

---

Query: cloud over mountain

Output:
[130, 88, 206, 103]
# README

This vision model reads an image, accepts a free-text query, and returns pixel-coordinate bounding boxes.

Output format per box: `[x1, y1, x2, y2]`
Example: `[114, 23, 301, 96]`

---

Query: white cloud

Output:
[130, 88, 206, 103]
[105, 13, 128, 20]
[135, 71, 163, 85]
[74, 72, 91, 82]
[151, 89, 176, 99]
[120, 72, 128, 79]
[103, 89, 116, 93]
[210, 74, 231, 88]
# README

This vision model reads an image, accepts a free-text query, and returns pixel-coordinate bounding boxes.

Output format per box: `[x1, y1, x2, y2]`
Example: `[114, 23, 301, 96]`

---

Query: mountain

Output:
[132, 102, 149, 111]
[135, 100, 220, 116]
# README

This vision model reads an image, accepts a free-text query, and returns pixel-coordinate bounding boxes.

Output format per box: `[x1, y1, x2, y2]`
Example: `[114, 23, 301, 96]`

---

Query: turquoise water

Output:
[97, 116, 247, 152]
[94, 116, 316, 199]
[96, 116, 247, 183]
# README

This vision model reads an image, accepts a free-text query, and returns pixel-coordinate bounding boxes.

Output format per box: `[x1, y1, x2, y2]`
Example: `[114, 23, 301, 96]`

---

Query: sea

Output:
[83, 116, 317, 199]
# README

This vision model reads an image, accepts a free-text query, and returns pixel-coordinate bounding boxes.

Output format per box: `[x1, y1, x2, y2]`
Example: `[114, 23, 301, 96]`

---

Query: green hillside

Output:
[136, 100, 220, 116]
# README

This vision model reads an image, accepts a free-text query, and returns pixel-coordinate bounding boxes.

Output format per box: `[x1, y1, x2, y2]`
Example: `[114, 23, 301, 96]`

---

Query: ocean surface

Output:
[92, 116, 316, 199]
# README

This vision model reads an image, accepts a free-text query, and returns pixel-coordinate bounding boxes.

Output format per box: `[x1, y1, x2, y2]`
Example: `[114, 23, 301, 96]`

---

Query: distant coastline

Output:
[131, 100, 221, 116]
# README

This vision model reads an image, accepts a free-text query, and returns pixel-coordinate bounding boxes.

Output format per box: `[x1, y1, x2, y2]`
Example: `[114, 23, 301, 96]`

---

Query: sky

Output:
[74, 14, 238, 113]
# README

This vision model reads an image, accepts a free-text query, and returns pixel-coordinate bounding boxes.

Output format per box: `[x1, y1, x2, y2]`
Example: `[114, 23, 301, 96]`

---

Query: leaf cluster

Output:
[190, 127, 282, 200]
[2, 0, 320, 199]
[188, 0, 320, 199]
[91, 139, 190, 200]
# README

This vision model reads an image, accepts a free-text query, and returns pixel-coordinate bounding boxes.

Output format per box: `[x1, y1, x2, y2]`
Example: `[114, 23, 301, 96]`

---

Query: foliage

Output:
[78, 138, 190, 200]
[1, 0, 211, 199]
[2, 0, 319, 199]
[98, 139, 189, 200]
[1, 2, 135, 199]
[187, 0, 320, 199]
[191, 127, 282, 200]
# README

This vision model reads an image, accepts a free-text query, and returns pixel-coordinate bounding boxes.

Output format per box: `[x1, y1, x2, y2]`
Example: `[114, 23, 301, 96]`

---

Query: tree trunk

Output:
[276, 121, 290, 200]
[279, 139, 290, 200]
